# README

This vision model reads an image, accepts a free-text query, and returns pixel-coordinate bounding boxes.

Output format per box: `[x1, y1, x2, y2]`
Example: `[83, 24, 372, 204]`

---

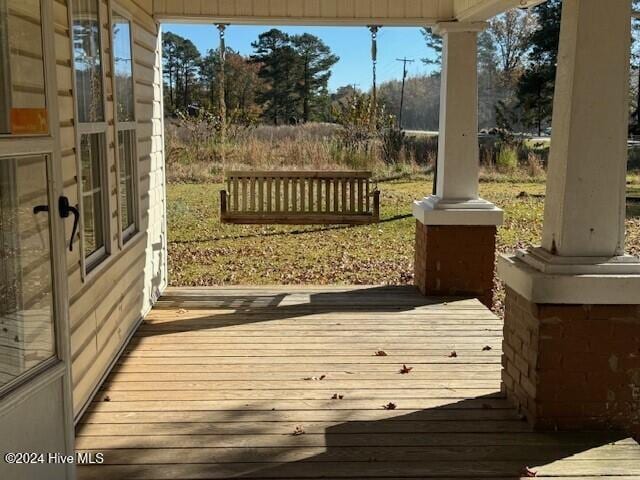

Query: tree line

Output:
[162, 28, 338, 125]
[162, 1, 640, 135]
[379, 1, 559, 134]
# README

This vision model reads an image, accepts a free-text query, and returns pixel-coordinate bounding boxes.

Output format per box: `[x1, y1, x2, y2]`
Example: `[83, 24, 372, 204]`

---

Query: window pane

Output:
[80, 133, 106, 259]
[118, 130, 136, 234]
[112, 13, 134, 123]
[0, 0, 48, 135]
[0, 154, 55, 388]
[72, 0, 104, 123]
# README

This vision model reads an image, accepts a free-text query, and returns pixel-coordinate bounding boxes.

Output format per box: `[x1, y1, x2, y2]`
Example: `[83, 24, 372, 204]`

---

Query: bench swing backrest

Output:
[220, 171, 380, 225]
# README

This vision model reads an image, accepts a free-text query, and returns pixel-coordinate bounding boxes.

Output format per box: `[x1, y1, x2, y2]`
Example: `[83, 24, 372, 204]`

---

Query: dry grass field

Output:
[167, 175, 640, 315]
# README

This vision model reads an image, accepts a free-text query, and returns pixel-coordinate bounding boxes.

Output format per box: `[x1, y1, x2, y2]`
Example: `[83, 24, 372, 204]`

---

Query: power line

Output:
[396, 57, 414, 130]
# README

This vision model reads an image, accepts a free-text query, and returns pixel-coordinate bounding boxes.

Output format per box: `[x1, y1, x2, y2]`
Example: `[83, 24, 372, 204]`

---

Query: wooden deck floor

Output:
[76, 286, 640, 479]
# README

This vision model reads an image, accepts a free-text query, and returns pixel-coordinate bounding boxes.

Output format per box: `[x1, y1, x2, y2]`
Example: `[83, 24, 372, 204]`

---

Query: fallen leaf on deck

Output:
[103, 396, 111, 402]
[374, 350, 388, 356]
[522, 467, 538, 477]
[331, 393, 345, 400]
[383, 402, 397, 410]
[399, 364, 413, 374]
[303, 375, 326, 381]
[176, 308, 187, 314]
[292, 425, 305, 436]
[448, 351, 458, 358]
[482, 345, 492, 351]
[319, 374, 326, 380]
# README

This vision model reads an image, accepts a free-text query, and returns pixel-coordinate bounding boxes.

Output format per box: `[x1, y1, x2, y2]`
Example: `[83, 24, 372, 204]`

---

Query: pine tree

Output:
[291, 34, 338, 122]
[516, 0, 562, 135]
[161, 32, 201, 112]
[251, 29, 300, 125]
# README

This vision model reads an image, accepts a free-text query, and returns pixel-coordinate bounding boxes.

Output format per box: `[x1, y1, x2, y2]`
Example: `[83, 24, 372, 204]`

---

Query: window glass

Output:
[80, 133, 106, 260]
[72, 0, 104, 123]
[112, 13, 134, 123]
[0, 154, 55, 389]
[118, 130, 136, 236]
[0, 0, 48, 135]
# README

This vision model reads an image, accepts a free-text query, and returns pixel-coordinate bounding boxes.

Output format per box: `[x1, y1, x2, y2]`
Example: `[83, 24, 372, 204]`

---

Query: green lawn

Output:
[167, 177, 640, 313]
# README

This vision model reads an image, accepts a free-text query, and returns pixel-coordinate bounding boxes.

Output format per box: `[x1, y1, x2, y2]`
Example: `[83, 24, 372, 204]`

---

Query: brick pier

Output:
[502, 287, 640, 436]
[414, 221, 497, 308]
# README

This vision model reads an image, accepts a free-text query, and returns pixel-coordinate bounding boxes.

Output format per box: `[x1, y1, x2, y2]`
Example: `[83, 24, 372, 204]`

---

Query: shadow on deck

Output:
[76, 286, 639, 479]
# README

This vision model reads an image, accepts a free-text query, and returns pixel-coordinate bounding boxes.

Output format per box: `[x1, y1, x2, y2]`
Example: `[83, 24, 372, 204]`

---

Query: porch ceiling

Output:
[152, 0, 546, 26]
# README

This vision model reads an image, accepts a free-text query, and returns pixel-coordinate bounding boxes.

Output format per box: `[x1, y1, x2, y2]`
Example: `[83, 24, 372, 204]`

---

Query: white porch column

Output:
[499, 0, 640, 304]
[541, 0, 630, 258]
[413, 21, 503, 225]
[413, 22, 502, 307]
[498, 0, 640, 435]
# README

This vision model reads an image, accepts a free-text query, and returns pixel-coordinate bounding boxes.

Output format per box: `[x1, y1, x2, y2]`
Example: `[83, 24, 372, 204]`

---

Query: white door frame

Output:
[0, 0, 75, 477]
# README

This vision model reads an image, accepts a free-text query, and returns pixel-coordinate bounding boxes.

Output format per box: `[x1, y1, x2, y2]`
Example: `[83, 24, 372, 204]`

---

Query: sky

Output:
[162, 24, 439, 92]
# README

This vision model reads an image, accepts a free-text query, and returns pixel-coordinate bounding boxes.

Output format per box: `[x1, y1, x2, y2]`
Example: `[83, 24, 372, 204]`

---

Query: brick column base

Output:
[414, 221, 496, 308]
[502, 287, 640, 436]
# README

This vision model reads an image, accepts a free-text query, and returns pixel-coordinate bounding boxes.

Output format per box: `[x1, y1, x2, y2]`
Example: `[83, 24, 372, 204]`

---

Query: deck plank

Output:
[77, 286, 639, 480]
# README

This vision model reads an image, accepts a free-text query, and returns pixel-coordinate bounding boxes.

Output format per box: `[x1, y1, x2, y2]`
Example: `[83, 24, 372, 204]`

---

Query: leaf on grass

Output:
[448, 351, 458, 358]
[292, 425, 305, 436]
[399, 364, 413, 374]
[522, 467, 538, 477]
[382, 402, 397, 410]
[374, 350, 388, 356]
[482, 345, 492, 351]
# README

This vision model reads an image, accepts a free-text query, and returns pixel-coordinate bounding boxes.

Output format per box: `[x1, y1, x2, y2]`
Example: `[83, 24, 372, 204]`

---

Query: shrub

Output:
[496, 145, 518, 173]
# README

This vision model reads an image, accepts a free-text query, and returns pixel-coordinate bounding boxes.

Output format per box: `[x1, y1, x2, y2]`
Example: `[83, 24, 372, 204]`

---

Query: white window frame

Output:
[70, 0, 111, 275]
[110, 2, 138, 246]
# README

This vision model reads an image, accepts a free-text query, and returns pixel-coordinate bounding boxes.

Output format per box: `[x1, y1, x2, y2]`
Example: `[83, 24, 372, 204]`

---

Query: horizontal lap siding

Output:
[152, 0, 455, 23]
[55, 0, 166, 417]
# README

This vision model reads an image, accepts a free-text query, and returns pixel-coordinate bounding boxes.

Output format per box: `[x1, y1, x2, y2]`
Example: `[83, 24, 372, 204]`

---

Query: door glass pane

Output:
[0, 154, 55, 389]
[80, 133, 106, 259]
[72, 0, 104, 123]
[118, 130, 136, 235]
[112, 13, 134, 123]
[0, 0, 48, 135]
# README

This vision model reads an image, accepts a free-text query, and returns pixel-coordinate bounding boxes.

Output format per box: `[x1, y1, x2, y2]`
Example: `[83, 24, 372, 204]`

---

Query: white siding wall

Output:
[54, 0, 166, 417]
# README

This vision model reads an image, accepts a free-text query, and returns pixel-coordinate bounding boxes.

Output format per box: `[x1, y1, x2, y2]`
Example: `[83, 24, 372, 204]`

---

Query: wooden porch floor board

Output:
[76, 286, 639, 480]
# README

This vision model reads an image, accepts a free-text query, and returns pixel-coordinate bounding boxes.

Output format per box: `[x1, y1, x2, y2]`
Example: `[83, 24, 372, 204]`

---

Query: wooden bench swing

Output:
[220, 171, 380, 225]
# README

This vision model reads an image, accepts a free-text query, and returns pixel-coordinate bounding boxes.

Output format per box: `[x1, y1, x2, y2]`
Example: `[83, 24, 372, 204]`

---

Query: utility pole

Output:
[396, 57, 414, 130]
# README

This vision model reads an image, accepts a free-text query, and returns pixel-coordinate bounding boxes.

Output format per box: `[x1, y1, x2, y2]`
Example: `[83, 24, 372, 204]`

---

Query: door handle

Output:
[33, 205, 49, 215]
[58, 196, 80, 252]
[32, 198, 79, 251]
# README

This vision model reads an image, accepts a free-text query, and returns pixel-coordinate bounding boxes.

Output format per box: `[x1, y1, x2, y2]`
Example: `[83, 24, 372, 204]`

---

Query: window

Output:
[72, 0, 104, 123]
[79, 133, 106, 258]
[112, 11, 137, 239]
[117, 130, 136, 237]
[0, 154, 56, 390]
[72, 0, 109, 269]
[0, 0, 48, 135]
